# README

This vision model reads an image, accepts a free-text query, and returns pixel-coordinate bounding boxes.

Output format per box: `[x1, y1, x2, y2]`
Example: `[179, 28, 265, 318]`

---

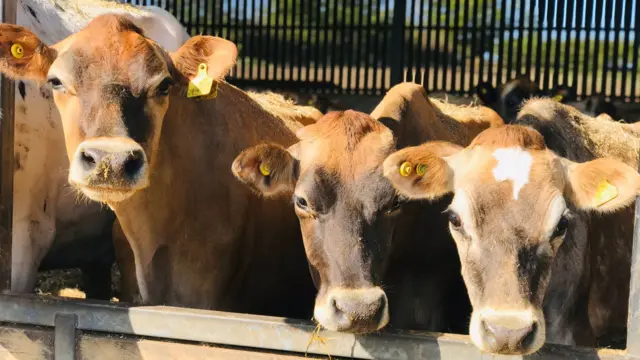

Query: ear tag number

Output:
[187, 63, 217, 99]
[399, 162, 412, 177]
[594, 179, 618, 207]
[10, 43, 23, 59]
[259, 162, 271, 176]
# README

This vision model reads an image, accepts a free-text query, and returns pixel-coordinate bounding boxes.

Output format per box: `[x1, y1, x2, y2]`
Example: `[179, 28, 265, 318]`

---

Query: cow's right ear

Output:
[232, 143, 299, 197]
[0, 24, 57, 82]
[383, 141, 462, 200]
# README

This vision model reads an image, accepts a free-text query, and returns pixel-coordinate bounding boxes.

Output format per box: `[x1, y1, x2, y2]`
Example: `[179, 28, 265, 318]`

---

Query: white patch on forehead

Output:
[492, 147, 533, 200]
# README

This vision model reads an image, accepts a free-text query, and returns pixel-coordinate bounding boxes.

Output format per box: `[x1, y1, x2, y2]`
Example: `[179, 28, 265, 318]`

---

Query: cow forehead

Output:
[51, 21, 167, 91]
[455, 146, 565, 237]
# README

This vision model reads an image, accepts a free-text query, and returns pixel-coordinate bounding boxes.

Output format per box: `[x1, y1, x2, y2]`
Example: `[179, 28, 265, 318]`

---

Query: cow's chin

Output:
[74, 184, 146, 204]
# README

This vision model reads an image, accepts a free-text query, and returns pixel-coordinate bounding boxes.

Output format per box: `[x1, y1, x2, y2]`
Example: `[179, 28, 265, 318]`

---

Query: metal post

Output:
[0, 0, 16, 293]
[54, 313, 77, 360]
[389, 0, 406, 86]
[626, 158, 640, 357]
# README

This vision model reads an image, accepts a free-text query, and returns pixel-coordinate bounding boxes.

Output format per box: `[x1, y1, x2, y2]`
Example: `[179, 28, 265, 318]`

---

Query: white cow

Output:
[11, 0, 189, 297]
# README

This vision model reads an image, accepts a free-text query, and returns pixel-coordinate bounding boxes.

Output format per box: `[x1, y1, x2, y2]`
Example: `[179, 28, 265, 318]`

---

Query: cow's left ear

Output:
[0, 24, 57, 82]
[170, 35, 237, 83]
[383, 141, 463, 200]
[563, 157, 640, 212]
[232, 143, 299, 198]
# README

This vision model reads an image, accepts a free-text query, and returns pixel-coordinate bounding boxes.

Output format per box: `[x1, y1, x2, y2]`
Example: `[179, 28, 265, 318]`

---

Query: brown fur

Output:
[233, 83, 503, 333]
[383, 111, 640, 353]
[0, 15, 316, 317]
[248, 91, 322, 129]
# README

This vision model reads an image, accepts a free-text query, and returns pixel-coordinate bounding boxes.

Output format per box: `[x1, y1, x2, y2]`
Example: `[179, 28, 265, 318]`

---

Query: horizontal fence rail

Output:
[125, 0, 640, 101]
[0, 293, 635, 360]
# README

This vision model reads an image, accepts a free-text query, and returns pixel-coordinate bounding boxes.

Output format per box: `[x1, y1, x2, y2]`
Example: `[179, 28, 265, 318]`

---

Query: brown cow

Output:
[0, 15, 318, 317]
[232, 83, 503, 333]
[383, 99, 640, 354]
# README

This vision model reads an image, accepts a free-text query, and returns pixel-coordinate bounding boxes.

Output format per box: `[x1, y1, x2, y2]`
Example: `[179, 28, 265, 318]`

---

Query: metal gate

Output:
[0, 0, 639, 359]
[126, 0, 639, 101]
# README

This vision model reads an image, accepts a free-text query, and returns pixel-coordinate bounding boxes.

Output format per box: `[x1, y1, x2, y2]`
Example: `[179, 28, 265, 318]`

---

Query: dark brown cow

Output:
[0, 15, 319, 317]
[232, 83, 503, 333]
[383, 99, 640, 354]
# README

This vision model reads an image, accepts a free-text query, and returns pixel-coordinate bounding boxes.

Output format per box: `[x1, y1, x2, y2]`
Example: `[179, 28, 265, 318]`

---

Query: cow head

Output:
[233, 111, 399, 333]
[383, 125, 640, 354]
[0, 15, 237, 204]
[477, 77, 541, 123]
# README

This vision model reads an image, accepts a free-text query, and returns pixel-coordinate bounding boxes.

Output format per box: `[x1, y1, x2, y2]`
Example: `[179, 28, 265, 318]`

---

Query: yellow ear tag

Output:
[259, 162, 271, 176]
[399, 162, 412, 177]
[594, 179, 618, 207]
[10, 43, 23, 59]
[552, 94, 564, 102]
[416, 164, 427, 176]
[187, 63, 215, 98]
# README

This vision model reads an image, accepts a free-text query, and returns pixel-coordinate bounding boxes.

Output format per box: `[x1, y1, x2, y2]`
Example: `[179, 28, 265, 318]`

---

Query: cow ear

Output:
[232, 143, 299, 197]
[170, 35, 237, 83]
[563, 157, 640, 212]
[0, 24, 57, 82]
[383, 141, 462, 200]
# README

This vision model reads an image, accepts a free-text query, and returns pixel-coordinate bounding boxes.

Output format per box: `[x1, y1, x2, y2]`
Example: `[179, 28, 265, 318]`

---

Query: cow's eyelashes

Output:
[293, 194, 309, 211]
[47, 77, 64, 90]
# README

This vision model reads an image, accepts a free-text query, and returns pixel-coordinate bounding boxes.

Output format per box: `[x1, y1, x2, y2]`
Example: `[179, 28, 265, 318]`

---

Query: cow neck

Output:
[109, 82, 299, 306]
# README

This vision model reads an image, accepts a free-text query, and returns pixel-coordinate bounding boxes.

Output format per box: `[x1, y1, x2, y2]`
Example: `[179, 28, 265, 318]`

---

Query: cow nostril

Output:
[123, 151, 145, 179]
[81, 150, 96, 165]
[520, 321, 537, 349]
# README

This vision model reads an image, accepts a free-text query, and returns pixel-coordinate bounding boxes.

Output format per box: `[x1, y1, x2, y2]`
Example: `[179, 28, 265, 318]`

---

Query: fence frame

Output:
[0, 1, 639, 359]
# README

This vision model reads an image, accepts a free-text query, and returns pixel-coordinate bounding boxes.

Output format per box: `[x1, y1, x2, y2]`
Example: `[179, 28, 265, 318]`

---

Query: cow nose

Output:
[317, 287, 389, 333]
[70, 139, 149, 191]
[79, 148, 145, 181]
[481, 317, 537, 354]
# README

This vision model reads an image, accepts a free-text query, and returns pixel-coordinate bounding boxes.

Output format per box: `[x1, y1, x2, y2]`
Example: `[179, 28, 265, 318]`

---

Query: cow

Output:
[0, 14, 319, 316]
[232, 83, 503, 333]
[382, 99, 640, 354]
[548, 84, 618, 120]
[10, 0, 189, 298]
[476, 76, 542, 123]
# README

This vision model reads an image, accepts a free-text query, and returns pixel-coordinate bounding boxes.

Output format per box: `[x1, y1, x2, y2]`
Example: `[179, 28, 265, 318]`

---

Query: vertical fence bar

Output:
[356, 0, 365, 92]
[515, 0, 525, 75]
[407, 0, 416, 83]
[459, 0, 469, 93]
[601, 0, 613, 97]
[534, 0, 544, 85]
[582, 0, 593, 97]
[443, 0, 451, 90]
[526, 0, 535, 78]
[466, 0, 475, 91]
[506, 0, 517, 81]
[424, 0, 434, 89]
[0, 0, 15, 292]
[347, 0, 356, 91]
[631, 0, 639, 102]
[620, 0, 632, 101]
[542, 0, 553, 91]
[609, 0, 623, 98]
[390, 0, 407, 86]
[364, 0, 374, 93]
[552, 0, 565, 88]
[433, 0, 443, 89]
[572, 0, 583, 91]
[451, 0, 461, 93]
[478, 0, 489, 83]
[591, 0, 603, 95]
[496, 0, 506, 85]
[488, 0, 498, 85]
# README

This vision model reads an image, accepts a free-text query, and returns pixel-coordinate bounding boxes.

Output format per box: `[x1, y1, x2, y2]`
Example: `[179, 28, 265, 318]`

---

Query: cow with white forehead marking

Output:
[10, 0, 189, 298]
[383, 99, 640, 355]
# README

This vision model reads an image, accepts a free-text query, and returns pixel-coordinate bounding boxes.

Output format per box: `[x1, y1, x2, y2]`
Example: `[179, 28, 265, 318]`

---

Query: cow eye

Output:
[156, 78, 173, 96]
[447, 210, 462, 228]
[552, 215, 569, 238]
[47, 77, 64, 91]
[293, 195, 308, 211]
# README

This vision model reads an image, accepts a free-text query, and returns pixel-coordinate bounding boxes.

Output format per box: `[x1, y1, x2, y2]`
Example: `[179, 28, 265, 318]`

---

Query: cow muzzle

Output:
[69, 138, 149, 203]
[469, 308, 545, 355]
[313, 287, 389, 333]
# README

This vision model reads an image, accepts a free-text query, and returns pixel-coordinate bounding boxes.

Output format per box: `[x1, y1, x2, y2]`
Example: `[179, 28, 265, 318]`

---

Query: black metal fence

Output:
[126, 0, 639, 101]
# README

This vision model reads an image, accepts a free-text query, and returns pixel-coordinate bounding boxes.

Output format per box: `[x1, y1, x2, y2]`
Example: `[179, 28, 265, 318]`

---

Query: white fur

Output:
[492, 147, 533, 200]
[10, 0, 188, 293]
